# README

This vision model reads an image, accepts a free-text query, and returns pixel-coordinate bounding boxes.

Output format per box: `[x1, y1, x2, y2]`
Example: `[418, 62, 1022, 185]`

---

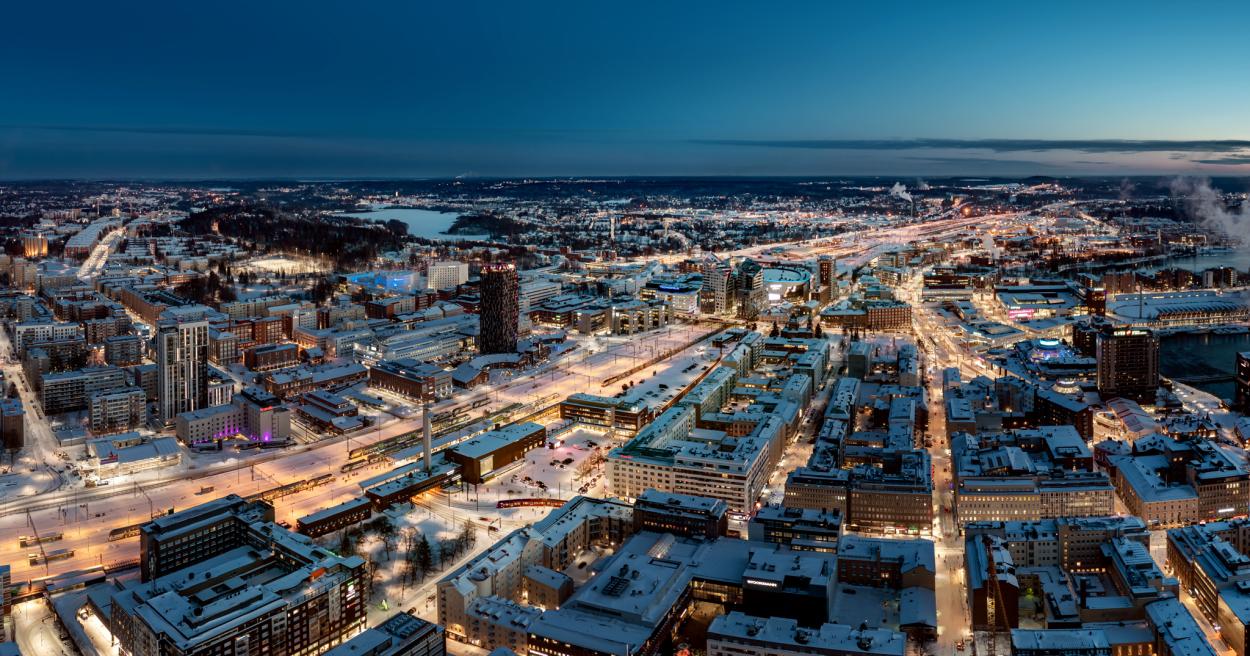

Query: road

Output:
[76, 226, 125, 282]
[0, 324, 67, 500]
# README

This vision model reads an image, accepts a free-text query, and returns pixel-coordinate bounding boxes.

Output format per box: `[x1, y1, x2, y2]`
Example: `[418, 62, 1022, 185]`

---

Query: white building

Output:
[426, 261, 469, 290]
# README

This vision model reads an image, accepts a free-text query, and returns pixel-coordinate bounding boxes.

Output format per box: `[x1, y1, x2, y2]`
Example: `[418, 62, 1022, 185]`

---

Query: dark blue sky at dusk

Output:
[4, 1, 1250, 179]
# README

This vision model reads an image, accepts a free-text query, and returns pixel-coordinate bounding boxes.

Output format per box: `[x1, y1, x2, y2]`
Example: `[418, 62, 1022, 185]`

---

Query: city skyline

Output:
[3, 4, 1250, 655]
[4, 1, 1250, 178]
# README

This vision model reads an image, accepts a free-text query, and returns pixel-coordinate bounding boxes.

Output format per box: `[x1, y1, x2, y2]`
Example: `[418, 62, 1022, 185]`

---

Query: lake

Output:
[336, 207, 489, 241]
[1160, 332, 1250, 400]
[1139, 250, 1250, 275]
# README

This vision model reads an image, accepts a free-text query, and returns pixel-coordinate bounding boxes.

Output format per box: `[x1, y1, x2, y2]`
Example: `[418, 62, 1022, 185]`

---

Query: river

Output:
[1160, 332, 1250, 400]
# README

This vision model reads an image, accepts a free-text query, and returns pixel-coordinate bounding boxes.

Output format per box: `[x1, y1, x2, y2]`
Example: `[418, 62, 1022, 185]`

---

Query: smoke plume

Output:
[1118, 178, 1135, 201]
[889, 182, 912, 203]
[1168, 176, 1250, 248]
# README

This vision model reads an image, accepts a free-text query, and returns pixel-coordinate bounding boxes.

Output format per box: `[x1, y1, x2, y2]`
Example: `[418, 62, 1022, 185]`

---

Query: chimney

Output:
[423, 400, 433, 473]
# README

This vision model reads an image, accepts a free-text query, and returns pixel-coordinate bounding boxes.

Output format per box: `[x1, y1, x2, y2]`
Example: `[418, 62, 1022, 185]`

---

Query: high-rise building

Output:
[0, 399, 23, 452]
[156, 318, 209, 424]
[699, 259, 736, 315]
[1096, 325, 1160, 403]
[817, 255, 835, 288]
[478, 263, 519, 355]
[1236, 351, 1250, 414]
[736, 259, 765, 320]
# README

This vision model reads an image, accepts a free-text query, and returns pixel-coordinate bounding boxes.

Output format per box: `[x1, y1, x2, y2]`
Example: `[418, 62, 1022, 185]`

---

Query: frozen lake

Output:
[337, 207, 488, 241]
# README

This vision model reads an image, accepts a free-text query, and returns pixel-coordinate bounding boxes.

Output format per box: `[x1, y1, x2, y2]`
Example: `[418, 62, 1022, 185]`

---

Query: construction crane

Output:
[983, 534, 1010, 656]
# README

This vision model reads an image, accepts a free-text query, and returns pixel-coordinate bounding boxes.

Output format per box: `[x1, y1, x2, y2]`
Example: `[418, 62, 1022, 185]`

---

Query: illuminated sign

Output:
[497, 498, 568, 509]
[744, 578, 779, 588]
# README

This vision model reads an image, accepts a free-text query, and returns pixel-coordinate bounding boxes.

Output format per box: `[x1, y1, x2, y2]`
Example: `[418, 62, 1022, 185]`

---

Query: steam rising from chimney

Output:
[889, 182, 912, 203]
[1169, 176, 1250, 249]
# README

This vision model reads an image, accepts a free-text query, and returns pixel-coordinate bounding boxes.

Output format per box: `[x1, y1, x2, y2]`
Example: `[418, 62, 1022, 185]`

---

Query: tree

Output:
[384, 219, 409, 237]
[438, 540, 457, 567]
[458, 520, 477, 551]
[338, 529, 357, 557]
[373, 516, 397, 560]
[415, 534, 434, 580]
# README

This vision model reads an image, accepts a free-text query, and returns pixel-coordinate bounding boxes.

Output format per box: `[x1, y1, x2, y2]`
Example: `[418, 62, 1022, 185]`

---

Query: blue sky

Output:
[3, 1, 1249, 178]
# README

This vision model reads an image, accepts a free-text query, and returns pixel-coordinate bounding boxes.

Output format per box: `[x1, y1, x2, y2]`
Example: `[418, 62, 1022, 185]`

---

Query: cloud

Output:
[0, 124, 315, 139]
[694, 138, 1250, 154]
[1191, 155, 1250, 165]
[901, 156, 1058, 169]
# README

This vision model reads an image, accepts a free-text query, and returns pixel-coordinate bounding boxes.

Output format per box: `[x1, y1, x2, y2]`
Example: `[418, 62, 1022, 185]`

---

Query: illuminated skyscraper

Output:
[1096, 326, 1159, 403]
[479, 263, 519, 355]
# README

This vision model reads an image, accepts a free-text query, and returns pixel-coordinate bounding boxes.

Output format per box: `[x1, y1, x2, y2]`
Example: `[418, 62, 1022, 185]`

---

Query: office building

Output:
[369, 359, 452, 402]
[699, 258, 736, 316]
[156, 318, 209, 424]
[0, 399, 23, 452]
[115, 495, 369, 656]
[952, 428, 1115, 526]
[632, 489, 728, 540]
[1107, 435, 1250, 528]
[607, 404, 785, 514]
[427, 261, 469, 291]
[817, 255, 835, 288]
[445, 422, 546, 484]
[326, 612, 445, 656]
[706, 612, 904, 656]
[736, 258, 765, 320]
[1096, 325, 1159, 403]
[243, 342, 299, 372]
[748, 506, 841, 552]
[479, 263, 519, 355]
